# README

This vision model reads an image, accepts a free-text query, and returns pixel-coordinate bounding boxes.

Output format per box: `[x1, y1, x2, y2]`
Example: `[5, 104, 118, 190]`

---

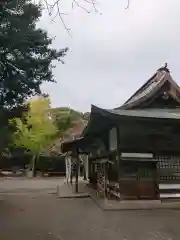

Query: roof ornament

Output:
[158, 62, 170, 73]
[164, 62, 170, 72]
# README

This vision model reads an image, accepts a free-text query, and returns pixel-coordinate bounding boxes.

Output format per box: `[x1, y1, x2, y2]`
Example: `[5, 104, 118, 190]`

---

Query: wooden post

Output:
[155, 162, 159, 199]
[104, 162, 108, 198]
[66, 155, 71, 183]
[70, 155, 73, 184]
[75, 148, 80, 193]
[83, 166, 87, 180]
[65, 155, 69, 183]
[83, 155, 88, 180]
[116, 125, 121, 200]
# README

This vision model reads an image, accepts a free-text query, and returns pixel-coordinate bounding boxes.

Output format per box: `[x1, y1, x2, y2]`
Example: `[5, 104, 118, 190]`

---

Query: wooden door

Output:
[137, 164, 157, 199]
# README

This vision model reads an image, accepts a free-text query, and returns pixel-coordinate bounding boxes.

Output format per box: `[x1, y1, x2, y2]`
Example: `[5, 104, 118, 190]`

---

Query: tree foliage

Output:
[51, 107, 83, 135]
[0, 105, 29, 154]
[11, 96, 57, 176]
[0, 0, 68, 109]
[12, 97, 57, 154]
[43, 107, 87, 156]
[0, 0, 67, 154]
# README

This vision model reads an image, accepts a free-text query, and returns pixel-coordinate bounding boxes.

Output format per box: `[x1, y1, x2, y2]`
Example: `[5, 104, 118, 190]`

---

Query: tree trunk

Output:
[36, 154, 40, 177]
[32, 154, 36, 177]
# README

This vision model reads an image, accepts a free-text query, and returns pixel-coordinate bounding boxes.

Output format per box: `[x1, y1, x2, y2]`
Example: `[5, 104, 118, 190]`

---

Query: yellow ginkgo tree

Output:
[11, 96, 57, 177]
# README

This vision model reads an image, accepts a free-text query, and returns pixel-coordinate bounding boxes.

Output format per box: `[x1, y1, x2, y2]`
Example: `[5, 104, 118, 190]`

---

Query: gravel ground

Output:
[0, 177, 64, 193]
[0, 194, 180, 240]
[0, 178, 180, 240]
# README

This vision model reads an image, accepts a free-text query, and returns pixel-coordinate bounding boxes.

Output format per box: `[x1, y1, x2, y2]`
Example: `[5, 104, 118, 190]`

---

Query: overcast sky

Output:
[39, 0, 180, 112]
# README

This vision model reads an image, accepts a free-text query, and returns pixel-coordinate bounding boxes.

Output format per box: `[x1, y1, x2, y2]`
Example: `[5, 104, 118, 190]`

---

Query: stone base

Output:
[90, 195, 180, 210]
[57, 182, 90, 199]
[57, 182, 180, 210]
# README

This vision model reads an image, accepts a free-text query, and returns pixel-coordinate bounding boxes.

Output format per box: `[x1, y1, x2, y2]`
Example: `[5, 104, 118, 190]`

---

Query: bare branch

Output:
[72, 0, 90, 14]
[50, 8, 68, 24]
[43, 0, 51, 15]
[56, 1, 72, 36]
[42, 0, 101, 35]
[83, 0, 101, 14]
[125, 0, 130, 9]
[89, 0, 98, 13]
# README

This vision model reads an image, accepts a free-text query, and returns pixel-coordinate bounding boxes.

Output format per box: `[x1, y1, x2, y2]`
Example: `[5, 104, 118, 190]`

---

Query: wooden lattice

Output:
[96, 163, 105, 192]
[156, 155, 180, 181]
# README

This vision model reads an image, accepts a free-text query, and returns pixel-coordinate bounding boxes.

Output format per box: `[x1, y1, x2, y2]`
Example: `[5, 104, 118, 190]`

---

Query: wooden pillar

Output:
[104, 162, 108, 198]
[83, 165, 87, 180]
[83, 154, 89, 180]
[116, 125, 121, 199]
[70, 154, 73, 184]
[65, 155, 68, 183]
[155, 162, 159, 199]
[66, 155, 72, 183]
[75, 148, 80, 193]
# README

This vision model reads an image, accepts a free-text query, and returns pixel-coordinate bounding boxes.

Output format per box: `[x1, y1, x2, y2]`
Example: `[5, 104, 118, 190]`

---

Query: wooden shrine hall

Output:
[61, 64, 180, 200]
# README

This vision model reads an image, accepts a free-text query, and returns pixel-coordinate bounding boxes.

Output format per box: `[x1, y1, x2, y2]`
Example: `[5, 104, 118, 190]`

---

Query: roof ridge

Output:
[121, 69, 168, 108]
[120, 67, 166, 108]
[122, 72, 157, 106]
[117, 63, 180, 109]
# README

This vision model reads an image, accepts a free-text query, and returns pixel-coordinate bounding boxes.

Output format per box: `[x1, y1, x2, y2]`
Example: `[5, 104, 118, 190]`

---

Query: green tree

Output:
[0, 0, 67, 153]
[11, 97, 57, 177]
[0, 0, 68, 109]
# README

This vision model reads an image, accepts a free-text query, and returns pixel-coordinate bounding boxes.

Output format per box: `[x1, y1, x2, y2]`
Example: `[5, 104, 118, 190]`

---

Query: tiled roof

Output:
[82, 105, 180, 138]
[121, 65, 179, 109]
[107, 108, 180, 120]
[124, 70, 167, 106]
[61, 105, 180, 152]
